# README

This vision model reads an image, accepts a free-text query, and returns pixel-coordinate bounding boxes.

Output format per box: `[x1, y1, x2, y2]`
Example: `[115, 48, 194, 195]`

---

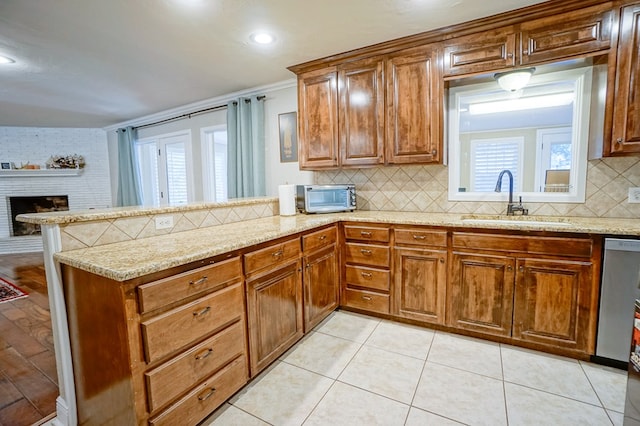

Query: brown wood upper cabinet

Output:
[386, 45, 442, 164]
[609, 2, 640, 155]
[297, 58, 384, 169]
[297, 48, 442, 169]
[297, 67, 339, 168]
[443, 3, 613, 77]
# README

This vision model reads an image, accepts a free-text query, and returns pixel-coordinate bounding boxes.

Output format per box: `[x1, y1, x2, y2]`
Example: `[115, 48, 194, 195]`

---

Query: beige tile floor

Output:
[202, 310, 628, 426]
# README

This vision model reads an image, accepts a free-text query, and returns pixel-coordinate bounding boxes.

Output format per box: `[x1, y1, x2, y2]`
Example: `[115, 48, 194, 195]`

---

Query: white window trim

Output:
[447, 67, 591, 203]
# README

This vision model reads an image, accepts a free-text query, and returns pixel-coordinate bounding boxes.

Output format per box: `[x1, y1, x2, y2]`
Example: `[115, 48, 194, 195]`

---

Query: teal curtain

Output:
[116, 126, 142, 206]
[227, 96, 266, 198]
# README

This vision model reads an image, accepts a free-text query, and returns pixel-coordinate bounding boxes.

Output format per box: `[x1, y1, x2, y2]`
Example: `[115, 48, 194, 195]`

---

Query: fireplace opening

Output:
[8, 196, 69, 236]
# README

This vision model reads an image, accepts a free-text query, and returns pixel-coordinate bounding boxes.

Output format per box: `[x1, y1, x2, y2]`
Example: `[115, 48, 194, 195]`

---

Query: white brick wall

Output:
[0, 127, 112, 253]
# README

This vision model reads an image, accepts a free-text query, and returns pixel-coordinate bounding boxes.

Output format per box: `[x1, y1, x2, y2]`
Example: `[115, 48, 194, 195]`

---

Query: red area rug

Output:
[0, 277, 28, 304]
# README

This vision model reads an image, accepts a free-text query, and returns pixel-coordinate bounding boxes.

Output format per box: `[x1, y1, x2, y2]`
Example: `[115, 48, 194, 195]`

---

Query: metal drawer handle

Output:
[198, 387, 216, 401]
[195, 348, 213, 360]
[272, 250, 284, 258]
[360, 231, 372, 237]
[361, 272, 372, 278]
[413, 235, 426, 240]
[193, 306, 211, 317]
[319, 235, 327, 240]
[361, 296, 372, 301]
[360, 249, 372, 256]
[190, 276, 208, 286]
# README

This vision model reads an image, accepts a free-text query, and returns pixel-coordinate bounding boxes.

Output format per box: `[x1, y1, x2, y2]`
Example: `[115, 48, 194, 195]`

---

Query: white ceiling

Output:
[0, 0, 547, 129]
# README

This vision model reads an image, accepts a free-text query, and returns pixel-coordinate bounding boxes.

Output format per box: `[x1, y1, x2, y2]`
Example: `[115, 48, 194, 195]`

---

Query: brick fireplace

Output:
[8, 195, 69, 236]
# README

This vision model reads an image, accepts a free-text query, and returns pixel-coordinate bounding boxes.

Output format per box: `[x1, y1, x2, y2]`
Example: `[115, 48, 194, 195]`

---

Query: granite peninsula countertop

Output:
[50, 211, 640, 282]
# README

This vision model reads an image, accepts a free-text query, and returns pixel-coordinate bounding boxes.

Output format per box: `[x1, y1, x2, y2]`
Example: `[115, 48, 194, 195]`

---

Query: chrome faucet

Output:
[495, 170, 528, 216]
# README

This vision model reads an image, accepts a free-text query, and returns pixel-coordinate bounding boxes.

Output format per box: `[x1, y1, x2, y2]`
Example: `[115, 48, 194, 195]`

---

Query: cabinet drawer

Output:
[303, 226, 337, 252]
[395, 228, 447, 247]
[149, 355, 247, 426]
[345, 242, 390, 267]
[344, 225, 390, 242]
[452, 232, 593, 258]
[345, 265, 390, 292]
[343, 288, 390, 314]
[141, 281, 243, 363]
[145, 321, 245, 412]
[244, 238, 300, 275]
[138, 257, 242, 313]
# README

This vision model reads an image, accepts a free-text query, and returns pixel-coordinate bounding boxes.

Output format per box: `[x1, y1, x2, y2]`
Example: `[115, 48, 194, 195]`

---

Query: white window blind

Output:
[165, 142, 188, 205]
[470, 138, 523, 192]
[202, 127, 228, 202]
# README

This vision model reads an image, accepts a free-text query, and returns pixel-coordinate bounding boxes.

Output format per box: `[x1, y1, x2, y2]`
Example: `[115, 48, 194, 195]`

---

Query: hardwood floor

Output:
[0, 252, 57, 426]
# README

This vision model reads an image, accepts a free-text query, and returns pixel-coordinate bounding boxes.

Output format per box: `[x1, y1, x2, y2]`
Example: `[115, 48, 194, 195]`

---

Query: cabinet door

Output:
[443, 27, 517, 77]
[298, 67, 339, 169]
[246, 260, 303, 376]
[512, 258, 595, 352]
[448, 252, 515, 337]
[610, 4, 640, 154]
[519, 3, 613, 66]
[303, 244, 339, 332]
[386, 46, 442, 164]
[338, 58, 385, 166]
[393, 247, 447, 325]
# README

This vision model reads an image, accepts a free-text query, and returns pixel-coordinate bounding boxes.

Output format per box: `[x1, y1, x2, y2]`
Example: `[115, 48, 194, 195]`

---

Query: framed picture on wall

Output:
[278, 112, 298, 163]
[1, 162, 11, 170]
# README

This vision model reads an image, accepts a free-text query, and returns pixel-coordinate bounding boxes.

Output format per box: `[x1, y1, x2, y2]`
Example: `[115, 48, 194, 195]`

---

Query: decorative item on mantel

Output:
[46, 154, 85, 169]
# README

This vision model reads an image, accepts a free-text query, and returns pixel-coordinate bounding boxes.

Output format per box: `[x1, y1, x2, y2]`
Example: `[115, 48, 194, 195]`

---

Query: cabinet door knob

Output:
[507, 265, 513, 271]
[319, 235, 327, 240]
[617, 137, 623, 144]
[507, 52, 514, 58]
[519, 266, 524, 272]
[431, 149, 437, 155]
[523, 49, 529, 55]
[193, 306, 211, 318]
[198, 387, 216, 401]
[440, 258, 445, 264]
[195, 348, 214, 360]
[189, 276, 208, 286]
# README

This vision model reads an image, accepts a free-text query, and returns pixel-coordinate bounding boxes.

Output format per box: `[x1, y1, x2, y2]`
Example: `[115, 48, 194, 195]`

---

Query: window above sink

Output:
[447, 62, 602, 204]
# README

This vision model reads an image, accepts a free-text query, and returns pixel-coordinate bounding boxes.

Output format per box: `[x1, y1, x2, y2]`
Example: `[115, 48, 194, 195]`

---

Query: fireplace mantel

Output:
[0, 169, 83, 177]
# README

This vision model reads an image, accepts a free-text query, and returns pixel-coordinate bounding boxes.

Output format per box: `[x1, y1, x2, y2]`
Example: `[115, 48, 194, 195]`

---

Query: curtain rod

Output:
[131, 95, 266, 131]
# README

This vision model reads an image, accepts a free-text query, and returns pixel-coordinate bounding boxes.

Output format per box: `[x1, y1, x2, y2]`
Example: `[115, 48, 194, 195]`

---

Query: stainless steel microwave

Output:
[296, 184, 356, 214]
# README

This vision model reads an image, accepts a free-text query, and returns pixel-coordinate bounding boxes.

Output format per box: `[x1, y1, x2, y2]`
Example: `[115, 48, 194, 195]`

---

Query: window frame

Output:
[447, 67, 591, 203]
[200, 125, 228, 203]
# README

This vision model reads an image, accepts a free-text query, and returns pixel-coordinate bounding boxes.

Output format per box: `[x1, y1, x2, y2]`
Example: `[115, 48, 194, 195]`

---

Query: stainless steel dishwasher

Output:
[596, 238, 640, 367]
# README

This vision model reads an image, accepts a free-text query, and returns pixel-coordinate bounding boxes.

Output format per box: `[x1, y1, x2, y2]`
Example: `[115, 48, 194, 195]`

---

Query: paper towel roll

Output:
[278, 184, 296, 216]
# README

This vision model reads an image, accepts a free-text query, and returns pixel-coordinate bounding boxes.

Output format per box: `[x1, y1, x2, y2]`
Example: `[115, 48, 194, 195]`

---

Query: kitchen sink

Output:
[460, 215, 572, 227]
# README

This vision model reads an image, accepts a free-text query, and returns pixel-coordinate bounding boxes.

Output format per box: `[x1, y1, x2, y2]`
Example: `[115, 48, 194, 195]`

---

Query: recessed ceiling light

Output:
[250, 32, 275, 45]
[0, 55, 15, 64]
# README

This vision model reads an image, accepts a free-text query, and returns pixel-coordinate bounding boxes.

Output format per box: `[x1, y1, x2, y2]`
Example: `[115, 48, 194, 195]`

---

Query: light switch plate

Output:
[629, 187, 640, 204]
[155, 215, 174, 229]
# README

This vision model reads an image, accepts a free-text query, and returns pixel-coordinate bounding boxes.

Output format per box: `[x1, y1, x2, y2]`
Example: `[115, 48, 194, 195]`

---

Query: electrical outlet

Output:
[629, 187, 640, 204]
[155, 215, 174, 230]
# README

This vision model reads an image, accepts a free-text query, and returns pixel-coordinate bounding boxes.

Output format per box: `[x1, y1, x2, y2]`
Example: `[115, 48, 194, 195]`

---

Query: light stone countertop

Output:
[52, 210, 640, 282]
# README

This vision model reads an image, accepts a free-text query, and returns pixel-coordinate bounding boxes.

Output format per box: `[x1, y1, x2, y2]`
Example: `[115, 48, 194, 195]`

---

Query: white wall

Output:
[0, 127, 112, 253]
[106, 81, 313, 202]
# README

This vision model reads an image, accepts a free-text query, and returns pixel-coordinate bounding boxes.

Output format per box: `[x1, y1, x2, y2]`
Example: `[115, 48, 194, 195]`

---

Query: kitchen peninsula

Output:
[18, 200, 640, 425]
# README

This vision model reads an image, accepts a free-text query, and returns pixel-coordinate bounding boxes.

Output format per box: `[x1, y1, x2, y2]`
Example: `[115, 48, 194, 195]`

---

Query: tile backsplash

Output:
[315, 157, 640, 218]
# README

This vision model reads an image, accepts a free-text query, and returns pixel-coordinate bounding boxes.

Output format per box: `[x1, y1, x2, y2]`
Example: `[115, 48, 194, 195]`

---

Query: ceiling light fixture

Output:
[0, 55, 15, 64]
[250, 32, 275, 45]
[494, 68, 535, 92]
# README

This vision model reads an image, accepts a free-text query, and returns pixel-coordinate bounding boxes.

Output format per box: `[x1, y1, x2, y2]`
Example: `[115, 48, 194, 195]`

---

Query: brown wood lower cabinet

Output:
[448, 232, 601, 356]
[245, 258, 303, 377]
[448, 252, 516, 337]
[513, 257, 595, 350]
[393, 246, 447, 325]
